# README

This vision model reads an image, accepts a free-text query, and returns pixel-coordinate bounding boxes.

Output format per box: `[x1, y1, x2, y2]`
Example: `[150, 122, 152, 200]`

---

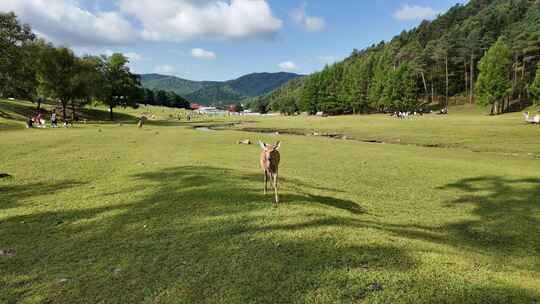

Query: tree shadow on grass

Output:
[341, 176, 540, 276]
[132, 166, 361, 216]
[438, 176, 540, 253]
[0, 100, 39, 120]
[383, 176, 540, 256]
[79, 108, 137, 122]
[1, 168, 539, 303]
[0, 166, 384, 303]
[0, 180, 84, 211]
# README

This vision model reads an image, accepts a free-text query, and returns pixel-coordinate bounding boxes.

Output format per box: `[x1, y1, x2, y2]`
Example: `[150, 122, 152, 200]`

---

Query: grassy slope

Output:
[0, 99, 197, 129]
[229, 104, 540, 156]
[1, 100, 539, 303]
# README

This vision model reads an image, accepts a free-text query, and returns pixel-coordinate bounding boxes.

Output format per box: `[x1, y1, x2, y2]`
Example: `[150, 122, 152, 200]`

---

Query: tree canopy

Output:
[476, 37, 512, 114]
[252, 0, 540, 115]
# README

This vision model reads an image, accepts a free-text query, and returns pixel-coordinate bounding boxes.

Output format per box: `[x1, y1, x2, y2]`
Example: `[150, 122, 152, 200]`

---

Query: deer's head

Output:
[259, 141, 281, 164]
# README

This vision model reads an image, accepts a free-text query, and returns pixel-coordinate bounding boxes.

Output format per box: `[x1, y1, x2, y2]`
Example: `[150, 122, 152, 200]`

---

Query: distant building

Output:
[190, 103, 201, 110]
[196, 106, 228, 116]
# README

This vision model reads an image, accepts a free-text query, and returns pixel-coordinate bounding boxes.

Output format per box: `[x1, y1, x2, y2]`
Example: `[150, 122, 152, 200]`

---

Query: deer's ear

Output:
[274, 141, 281, 150]
[258, 141, 266, 150]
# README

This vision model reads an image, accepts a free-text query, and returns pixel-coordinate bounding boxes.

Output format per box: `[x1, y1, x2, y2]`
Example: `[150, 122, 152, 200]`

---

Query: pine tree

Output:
[476, 37, 512, 115]
[299, 73, 320, 114]
[529, 61, 540, 106]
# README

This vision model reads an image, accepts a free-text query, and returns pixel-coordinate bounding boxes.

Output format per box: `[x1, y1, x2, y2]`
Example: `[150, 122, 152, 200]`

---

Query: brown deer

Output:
[259, 141, 281, 203]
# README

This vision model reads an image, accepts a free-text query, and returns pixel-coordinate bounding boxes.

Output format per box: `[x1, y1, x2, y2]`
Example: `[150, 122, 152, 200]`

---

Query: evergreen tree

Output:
[529, 61, 540, 106]
[476, 37, 512, 115]
[299, 73, 320, 114]
[383, 63, 419, 111]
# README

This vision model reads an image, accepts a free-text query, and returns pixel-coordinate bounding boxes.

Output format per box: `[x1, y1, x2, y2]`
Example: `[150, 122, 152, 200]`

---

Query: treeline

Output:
[141, 88, 190, 109]
[0, 12, 189, 121]
[252, 0, 540, 115]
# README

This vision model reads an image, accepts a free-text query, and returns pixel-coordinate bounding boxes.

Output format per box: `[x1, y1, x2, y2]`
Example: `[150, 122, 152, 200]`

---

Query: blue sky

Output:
[2, 0, 467, 81]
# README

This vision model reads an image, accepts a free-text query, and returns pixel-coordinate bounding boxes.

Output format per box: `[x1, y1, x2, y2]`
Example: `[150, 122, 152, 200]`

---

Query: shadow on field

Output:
[439, 176, 540, 253]
[79, 108, 137, 122]
[0, 180, 83, 210]
[0, 100, 38, 119]
[132, 166, 364, 215]
[1, 169, 539, 303]
[353, 176, 540, 274]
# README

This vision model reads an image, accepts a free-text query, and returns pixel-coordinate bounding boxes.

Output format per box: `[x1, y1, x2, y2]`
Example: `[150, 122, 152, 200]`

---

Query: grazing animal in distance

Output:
[259, 141, 281, 204]
[138, 116, 147, 128]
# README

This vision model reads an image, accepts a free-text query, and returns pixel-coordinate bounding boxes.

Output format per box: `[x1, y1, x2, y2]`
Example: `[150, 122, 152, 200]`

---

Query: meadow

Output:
[1, 99, 539, 303]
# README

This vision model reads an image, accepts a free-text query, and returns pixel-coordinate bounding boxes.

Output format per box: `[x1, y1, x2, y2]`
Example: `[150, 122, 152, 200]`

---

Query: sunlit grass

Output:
[1, 99, 539, 303]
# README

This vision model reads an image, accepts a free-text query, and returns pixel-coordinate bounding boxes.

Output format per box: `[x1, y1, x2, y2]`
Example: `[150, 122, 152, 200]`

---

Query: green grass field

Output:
[1, 99, 539, 303]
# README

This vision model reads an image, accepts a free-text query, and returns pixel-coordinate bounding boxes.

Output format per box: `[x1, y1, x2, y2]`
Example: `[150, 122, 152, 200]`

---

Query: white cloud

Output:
[0, 0, 139, 46]
[124, 52, 145, 61]
[393, 4, 438, 21]
[191, 48, 216, 60]
[0, 0, 283, 46]
[103, 50, 146, 62]
[290, 4, 326, 32]
[153, 65, 176, 75]
[304, 17, 326, 32]
[119, 0, 283, 41]
[278, 61, 299, 71]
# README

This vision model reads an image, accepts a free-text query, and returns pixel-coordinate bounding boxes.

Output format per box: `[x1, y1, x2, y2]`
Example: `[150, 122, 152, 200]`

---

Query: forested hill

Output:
[140, 72, 302, 105]
[139, 74, 218, 96]
[250, 0, 540, 115]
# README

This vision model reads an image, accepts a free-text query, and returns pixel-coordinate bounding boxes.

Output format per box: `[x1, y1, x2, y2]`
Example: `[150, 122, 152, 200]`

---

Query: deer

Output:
[259, 141, 281, 204]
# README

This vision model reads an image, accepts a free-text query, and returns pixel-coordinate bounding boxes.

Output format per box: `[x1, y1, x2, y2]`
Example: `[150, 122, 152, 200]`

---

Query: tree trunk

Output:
[109, 104, 114, 121]
[522, 61, 527, 100]
[464, 62, 468, 99]
[36, 98, 41, 111]
[420, 71, 428, 100]
[470, 53, 474, 104]
[431, 80, 434, 104]
[513, 56, 518, 101]
[445, 55, 449, 108]
[71, 100, 76, 122]
[62, 101, 67, 121]
[490, 103, 495, 115]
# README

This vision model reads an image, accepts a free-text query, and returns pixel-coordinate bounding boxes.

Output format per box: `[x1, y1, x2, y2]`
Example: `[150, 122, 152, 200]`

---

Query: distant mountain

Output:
[185, 85, 245, 105]
[227, 72, 303, 97]
[139, 74, 218, 96]
[139, 72, 302, 105]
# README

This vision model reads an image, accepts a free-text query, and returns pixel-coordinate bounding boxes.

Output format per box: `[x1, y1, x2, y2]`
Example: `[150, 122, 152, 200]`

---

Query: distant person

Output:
[35, 112, 44, 128]
[51, 110, 58, 128]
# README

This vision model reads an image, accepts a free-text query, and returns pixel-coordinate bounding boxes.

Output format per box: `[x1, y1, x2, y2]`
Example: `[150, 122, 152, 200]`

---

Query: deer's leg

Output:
[272, 172, 279, 204]
[264, 171, 268, 195]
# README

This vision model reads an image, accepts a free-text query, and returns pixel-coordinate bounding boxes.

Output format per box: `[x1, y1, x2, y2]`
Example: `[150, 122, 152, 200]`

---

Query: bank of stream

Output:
[192, 122, 540, 160]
